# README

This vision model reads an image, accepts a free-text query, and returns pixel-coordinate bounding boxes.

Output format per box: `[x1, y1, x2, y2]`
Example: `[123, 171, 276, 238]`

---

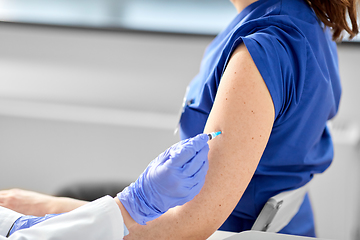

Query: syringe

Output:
[207, 131, 222, 140]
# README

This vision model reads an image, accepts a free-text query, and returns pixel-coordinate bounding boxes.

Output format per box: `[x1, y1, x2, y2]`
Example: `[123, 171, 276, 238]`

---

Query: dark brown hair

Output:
[307, 0, 359, 41]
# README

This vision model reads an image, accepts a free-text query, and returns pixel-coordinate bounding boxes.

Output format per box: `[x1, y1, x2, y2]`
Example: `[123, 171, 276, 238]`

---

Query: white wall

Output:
[0, 22, 359, 239]
[309, 43, 360, 240]
[0, 22, 212, 193]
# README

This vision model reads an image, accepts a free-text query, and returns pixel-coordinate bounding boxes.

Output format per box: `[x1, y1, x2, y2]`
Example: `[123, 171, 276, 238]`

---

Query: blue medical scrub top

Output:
[179, 0, 341, 237]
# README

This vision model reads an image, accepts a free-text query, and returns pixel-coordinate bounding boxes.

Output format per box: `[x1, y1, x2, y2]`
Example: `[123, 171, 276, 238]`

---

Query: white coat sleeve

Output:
[0, 195, 124, 240]
[0, 205, 23, 237]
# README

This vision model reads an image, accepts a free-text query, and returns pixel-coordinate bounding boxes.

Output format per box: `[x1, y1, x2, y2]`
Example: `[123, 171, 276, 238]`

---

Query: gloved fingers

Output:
[181, 146, 209, 177]
[180, 157, 208, 192]
[174, 138, 190, 148]
[185, 133, 209, 153]
[184, 177, 206, 201]
[195, 154, 209, 179]
[185, 158, 209, 186]
[151, 148, 170, 166]
[150, 139, 191, 166]
[169, 134, 209, 168]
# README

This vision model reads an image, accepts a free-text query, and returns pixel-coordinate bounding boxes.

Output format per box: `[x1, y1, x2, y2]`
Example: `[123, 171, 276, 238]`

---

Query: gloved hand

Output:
[118, 133, 210, 225]
[8, 213, 62, 236]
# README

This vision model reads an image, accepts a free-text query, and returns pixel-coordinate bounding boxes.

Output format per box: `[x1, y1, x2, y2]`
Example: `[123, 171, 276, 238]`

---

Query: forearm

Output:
[0, 189, 89, 217]
[50, 197, 89, 214]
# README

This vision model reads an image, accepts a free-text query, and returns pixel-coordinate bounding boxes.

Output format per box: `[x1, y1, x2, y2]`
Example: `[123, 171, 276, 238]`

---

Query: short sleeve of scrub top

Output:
[241, 26, 305, 120]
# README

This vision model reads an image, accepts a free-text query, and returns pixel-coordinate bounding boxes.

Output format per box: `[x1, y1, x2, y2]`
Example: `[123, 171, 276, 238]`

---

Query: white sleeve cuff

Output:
[9, 195, 124, 240]
[0, 206, 23, 237]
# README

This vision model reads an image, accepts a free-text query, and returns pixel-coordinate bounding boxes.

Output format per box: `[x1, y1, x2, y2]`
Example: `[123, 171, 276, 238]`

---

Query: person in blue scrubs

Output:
[0, 0, 358, 239]
[179, 0, 345, 236]
[180, 0, 341, 236]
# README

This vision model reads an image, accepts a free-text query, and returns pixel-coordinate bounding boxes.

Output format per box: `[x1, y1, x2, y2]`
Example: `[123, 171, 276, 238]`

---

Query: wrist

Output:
[113, 197, 137, 231]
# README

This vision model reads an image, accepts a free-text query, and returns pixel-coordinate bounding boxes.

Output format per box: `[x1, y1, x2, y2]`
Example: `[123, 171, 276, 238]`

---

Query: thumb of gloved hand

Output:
[118, 133, 209, 225]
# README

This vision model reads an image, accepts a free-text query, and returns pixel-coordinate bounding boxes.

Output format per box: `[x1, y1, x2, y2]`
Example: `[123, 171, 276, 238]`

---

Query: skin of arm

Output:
[124, 44, 275, 239]
[0, 189, 89, 216]
[114, 197, 138, 230]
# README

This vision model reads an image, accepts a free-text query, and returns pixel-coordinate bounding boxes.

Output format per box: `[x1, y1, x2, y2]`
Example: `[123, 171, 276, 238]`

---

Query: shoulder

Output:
[224, 7, 315, 75]
[227, 19, 309, 119]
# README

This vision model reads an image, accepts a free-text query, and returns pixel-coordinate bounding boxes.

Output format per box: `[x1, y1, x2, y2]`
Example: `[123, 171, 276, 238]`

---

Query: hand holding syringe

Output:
[117, 131, 221, 225]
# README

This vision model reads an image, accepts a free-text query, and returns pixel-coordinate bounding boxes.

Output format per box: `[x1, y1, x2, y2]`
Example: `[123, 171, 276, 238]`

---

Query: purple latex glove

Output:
[8, 213, 62, 236]
[118, 133, 210, 225]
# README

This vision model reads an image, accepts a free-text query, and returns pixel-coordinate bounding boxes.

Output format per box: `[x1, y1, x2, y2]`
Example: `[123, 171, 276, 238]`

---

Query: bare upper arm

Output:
[201, 42, 275, 227]
[126, 44, 275, 239]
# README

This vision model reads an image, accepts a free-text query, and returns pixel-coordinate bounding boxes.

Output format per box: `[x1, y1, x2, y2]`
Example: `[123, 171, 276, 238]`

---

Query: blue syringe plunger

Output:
[207, 131, 222, 140]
